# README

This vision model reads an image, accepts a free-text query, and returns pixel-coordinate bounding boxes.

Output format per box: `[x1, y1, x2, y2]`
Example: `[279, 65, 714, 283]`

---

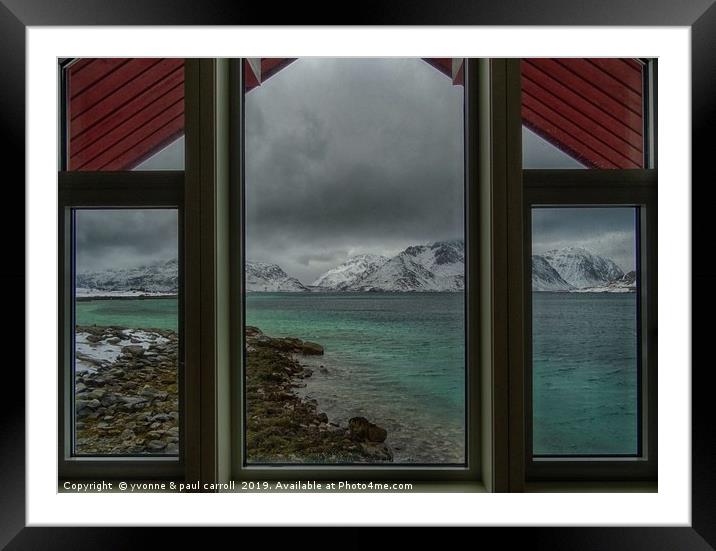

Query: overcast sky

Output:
[245, 58, 465, 283]
[75, 209, 177, 273]
[532, 207, 637, 272]
[77, 58, 631, 280]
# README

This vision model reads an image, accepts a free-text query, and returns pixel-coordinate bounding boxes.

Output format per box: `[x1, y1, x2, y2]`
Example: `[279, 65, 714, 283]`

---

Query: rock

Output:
[360, 442, 393, 461]
[107, 337, 121, 344]
[317, 412, 329, 423]
[165, 443, 179, 454]
[121, 345, 145, 357]
[349, 416, 388, 443]
[301, 342, 324, 355]
[245, 326, 263, 337]
[86, 334, 102, 343]
[146, 440, 167, 451]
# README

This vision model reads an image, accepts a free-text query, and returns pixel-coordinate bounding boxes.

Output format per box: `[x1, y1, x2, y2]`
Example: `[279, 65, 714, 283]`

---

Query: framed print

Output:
[8, 0, 713, 545]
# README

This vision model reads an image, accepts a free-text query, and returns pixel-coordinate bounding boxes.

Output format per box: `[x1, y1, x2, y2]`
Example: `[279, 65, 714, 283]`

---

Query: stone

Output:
[301, 342, 324, 355]
[146, 440, 167, 451]
[348, 416, 388, 443]
[121, 345, 145, 357]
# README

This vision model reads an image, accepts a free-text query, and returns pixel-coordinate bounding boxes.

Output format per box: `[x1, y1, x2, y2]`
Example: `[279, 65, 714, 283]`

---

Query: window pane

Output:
[65, 58, 185, 171]
[243, 58, 466, 465]
[531, 207, 639, 455]
[73, 209, 179, 456]
[522, 58, 646, 169]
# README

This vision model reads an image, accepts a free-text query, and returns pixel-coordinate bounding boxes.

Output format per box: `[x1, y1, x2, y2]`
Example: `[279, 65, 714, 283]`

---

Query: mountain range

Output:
[75, 242, 635, 296]
[76, 259, 178, 297]
[532, 247, 635, 292]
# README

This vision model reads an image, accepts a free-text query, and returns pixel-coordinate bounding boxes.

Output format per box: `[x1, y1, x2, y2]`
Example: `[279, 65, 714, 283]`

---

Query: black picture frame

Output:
[7, 0, 713, 546]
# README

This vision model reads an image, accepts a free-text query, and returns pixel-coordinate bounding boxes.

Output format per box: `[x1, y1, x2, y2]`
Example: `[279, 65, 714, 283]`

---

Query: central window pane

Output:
[243, 58, 466, 465]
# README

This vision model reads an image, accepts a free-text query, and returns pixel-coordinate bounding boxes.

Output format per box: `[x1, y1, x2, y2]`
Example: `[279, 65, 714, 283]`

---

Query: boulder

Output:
[121, 345, 145, 357]
[349, 416, 388, 443]
[245, 326, 263, 337]
[301, 342, 324, 355]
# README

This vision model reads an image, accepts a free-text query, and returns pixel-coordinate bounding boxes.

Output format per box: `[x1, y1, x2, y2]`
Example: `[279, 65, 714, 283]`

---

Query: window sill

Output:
[525, 481, 657, 493]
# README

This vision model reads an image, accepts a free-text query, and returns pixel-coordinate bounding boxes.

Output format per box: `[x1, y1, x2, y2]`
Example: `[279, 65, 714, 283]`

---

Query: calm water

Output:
[75, 298, 178, 331]
[75, 291, 638, 461]
[533, 292, 638, 456]
[246, 292, 466, 464]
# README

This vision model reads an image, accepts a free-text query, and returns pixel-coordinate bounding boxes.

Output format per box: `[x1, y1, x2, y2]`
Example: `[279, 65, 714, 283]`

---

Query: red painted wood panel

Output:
[70, 59, 129, 99]
[70, 59, 163, 121]
[522, 93, 639, 168]
[555, 59, 643, 114]
[69, 58, 185, 170]
[523, 105, 619, 169]
[523, 59, 643, 136]
[66, 57, 645, 171]
[72, 85, 185, 169]
[522, 76, 643, 166]
[586, 58, 643, 94]
[71, 59, 184, 141]
[79, 100, 185, 170]
[71, 65, 184, 154]
[100, 115, 185, 171]
[522, 58, 645, 168]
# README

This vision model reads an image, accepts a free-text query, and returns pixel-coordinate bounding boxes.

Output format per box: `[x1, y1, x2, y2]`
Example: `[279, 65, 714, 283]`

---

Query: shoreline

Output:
[74, 325, 179, 455]
[245, 326, 393, 464]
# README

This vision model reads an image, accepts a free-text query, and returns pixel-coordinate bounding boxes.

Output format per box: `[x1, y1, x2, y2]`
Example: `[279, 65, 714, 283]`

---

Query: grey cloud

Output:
[75, 209, 177, 272]
[245, 58, 464, 283]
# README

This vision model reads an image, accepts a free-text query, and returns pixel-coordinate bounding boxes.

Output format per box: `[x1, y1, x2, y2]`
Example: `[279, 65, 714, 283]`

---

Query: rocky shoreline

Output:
[245, 326, 393, 463]
[74, 325, 179, 455]
[74, 323, 391, 462]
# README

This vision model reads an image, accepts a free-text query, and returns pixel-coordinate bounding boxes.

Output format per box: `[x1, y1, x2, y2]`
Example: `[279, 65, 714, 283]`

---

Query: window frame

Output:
[57, 171, 186, 480]
[229, 58, 484, 483]
[517, 58, 658, 483]
[522, 171, 658, 481]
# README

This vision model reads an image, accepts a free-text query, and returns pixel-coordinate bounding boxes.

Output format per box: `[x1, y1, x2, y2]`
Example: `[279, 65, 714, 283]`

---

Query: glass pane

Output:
[522, 58, 646, 169]
[244, 58, 466, 465]
[66, 58, 185, 171]
[73, 209, 179, 456]
[531, 207, 639, 456]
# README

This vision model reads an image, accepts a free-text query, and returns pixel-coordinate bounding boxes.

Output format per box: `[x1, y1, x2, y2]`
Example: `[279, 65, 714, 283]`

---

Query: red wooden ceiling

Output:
[67, 58, 644, 171]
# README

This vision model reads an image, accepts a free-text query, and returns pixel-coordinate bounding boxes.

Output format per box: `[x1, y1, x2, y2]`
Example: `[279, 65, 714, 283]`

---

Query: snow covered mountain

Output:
[312, 254, 388, 290]
[573, 270, 637, 293]
[315, 240, 465, 292]
[531, 248, 634, 292]
[76, 259, 178, 297]
[245, 261, 308, 292]
[541, 247, 624, 289]
[531, 255, 573, 292]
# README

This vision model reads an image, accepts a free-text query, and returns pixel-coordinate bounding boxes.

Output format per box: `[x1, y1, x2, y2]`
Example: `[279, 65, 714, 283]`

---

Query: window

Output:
[57, 57, 656, 490]
[531, 207, 639, 456]
[237, 57, 479, 478]
[73, 208, 180, 456]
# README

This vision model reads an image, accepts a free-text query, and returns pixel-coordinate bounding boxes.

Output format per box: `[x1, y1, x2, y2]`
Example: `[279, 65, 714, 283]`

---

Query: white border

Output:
[27, 26, 691, 526]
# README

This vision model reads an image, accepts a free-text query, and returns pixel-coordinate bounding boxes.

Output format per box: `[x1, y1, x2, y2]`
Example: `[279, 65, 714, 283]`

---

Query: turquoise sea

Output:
[75, 291, 637, 462]
[533, 292, 638, 456]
